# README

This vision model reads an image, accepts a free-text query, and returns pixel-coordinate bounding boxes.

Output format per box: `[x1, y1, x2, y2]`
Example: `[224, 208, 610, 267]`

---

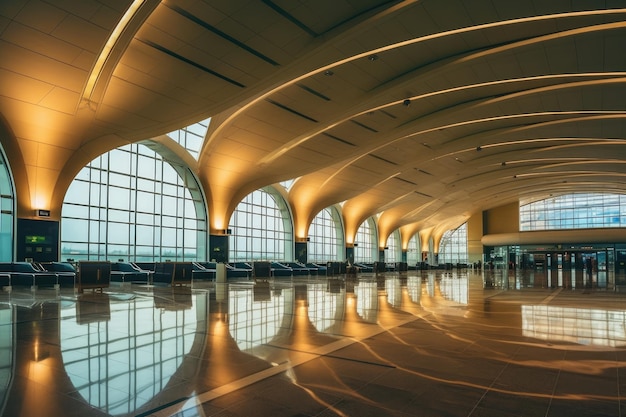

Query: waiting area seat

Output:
[354, 263, 373, 272]
[110, 262, 150, 284]
[0, 262, 58, 289]
[307, 263, 326, 274]
[198, 262, 251, 279]
[191, 262, 216, 280]
[271, 262, 293, 277]
[286, 262, 311, 276]
[39, 262, 76, 288]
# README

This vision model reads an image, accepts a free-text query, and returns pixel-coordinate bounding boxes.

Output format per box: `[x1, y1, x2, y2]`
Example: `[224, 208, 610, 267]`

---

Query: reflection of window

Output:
[60, 295, 203, 414]
[229, 188, 292, 261]
[406, 276, 421, 303]
[354, 281, 378, 323]
[0, 149, 13, 262]
[308, 207, 343, 262]
[520, 193, 626, 231]
[307, 282, 342, 332]
[355, 218, 377, 263]
[61, 143, 207, 261]
[439, 275, 468, 304]
[385, 278, 402, 307]
[0, 306, 12, 408]
[522, 305, 626, 347]
[229, 287, 287, 352]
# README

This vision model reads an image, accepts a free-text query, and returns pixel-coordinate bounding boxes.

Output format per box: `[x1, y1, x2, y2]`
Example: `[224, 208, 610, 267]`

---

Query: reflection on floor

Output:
[1, 270, 626, 416]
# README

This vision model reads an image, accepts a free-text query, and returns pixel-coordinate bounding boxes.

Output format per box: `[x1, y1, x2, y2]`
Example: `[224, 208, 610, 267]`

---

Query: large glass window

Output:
[229, 187, 293, 261]
[385, 230, 400, 263]
[520, 193, 626, 231]
[167, 117, 210, 160]
[61, 143, 207, 261]
[407, 233, 420, 266]
[355, 217, 377, 263]
[308, 207, 344, 262]
[0, 150, 13, 262]
[439, 223, 468, 264]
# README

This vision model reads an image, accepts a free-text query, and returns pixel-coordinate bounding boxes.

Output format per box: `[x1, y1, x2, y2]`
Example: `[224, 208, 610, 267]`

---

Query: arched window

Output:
[308, 207, 344, 262]
[229, 187, 293, 261]
[355, 217, 377, 263]
[167, 117, 210, 160]
[385, 230, 400, 263]
[0, 148, 13, 262]
[407, 233, 420, 266]
[520, 193, 626, 230]
[61, 143, 207, 261]
[439, 223, 468, 264]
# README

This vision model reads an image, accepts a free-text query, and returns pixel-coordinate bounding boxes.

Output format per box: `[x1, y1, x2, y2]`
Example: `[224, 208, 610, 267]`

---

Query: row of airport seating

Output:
[0, 260, 410, 291]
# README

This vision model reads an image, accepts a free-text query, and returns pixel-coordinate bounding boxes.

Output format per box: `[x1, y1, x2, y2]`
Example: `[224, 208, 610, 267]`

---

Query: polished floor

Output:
[2, 269, 626, 416]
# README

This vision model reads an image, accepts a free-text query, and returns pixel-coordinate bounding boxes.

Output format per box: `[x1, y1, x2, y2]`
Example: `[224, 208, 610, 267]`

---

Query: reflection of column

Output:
[6, 302, 83, 416]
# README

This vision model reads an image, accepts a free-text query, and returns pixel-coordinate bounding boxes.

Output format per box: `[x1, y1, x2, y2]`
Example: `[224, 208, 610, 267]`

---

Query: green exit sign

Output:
[25, 235, 48, 244]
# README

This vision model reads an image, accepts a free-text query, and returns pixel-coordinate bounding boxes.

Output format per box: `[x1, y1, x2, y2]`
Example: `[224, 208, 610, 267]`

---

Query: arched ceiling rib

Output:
[2, 0, 626, 232]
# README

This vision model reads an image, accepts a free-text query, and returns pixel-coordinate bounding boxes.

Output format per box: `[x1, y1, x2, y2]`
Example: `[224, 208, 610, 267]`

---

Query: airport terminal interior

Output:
[3, 0, 626, 416]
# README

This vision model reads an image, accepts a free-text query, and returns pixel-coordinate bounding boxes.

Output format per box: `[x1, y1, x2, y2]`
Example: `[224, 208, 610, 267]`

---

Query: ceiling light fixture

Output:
[82, 0, 146, 103]
[324, 70, 334, 76]
[368, 54, 379, 61]
[403, 99, 411, 107]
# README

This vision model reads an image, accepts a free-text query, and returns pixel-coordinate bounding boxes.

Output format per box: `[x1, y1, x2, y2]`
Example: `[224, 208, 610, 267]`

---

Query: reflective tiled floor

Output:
[2, 270, 626, 416]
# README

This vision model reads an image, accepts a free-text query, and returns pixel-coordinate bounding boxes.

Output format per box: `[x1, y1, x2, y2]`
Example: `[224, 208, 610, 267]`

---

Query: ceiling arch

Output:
[2, 0, 626, 234]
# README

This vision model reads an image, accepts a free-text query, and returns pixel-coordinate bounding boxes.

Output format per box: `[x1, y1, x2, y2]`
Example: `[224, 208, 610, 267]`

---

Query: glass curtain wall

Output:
[521, 193, 626, 230]
[439, 223, 468, 264]
[0, 149, 13, 262]
[61, 143, 207, 261]
[407, 233, 420, 266]
[355, 217, 377, 263]
[385, 230, 400, 263]
[308, 207, 343, 262]
[167, 117, 210, 160]
[229, 187, 293, 261]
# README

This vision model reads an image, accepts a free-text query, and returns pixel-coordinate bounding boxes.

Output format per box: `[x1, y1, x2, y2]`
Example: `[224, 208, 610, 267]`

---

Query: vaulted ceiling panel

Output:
[3, 0, 626, 233]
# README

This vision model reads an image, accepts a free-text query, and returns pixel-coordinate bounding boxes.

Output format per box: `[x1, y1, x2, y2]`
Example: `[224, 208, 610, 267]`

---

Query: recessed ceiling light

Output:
[368, 54, 379, 61]
[324, 70, 334, 76]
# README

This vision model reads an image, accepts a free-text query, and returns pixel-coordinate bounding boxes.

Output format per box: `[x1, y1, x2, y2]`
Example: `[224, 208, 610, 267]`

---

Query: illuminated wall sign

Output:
[25, 235, 48, 244]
